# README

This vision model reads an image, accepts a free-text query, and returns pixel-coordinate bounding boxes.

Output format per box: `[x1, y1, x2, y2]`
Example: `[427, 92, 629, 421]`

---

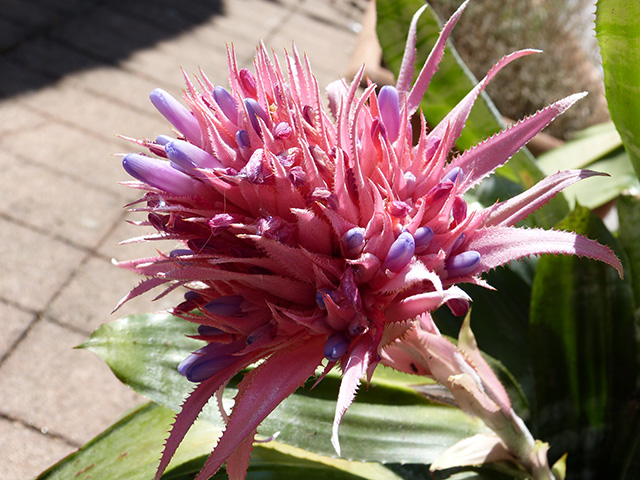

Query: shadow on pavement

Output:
[0, 0, 225, 99]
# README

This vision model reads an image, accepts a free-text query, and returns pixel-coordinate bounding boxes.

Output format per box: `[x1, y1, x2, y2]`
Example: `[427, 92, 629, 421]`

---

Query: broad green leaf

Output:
[37, 402, 405, 480]
[37, 402, 220, 480]
[596, 1, 640, 180]
[544, 148, 637, 209]
[529, 206, 637, 475]
[536, 122, 639, 209]
[536, 122, 622, 172]
[617, 194, 640, 308]
[80, 313, 489, 465]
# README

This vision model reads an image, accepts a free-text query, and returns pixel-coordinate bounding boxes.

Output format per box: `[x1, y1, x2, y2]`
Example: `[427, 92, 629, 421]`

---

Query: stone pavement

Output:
[0, 1, 364, 477]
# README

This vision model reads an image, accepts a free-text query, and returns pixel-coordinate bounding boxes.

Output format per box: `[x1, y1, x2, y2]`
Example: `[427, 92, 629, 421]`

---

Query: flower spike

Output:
[117, 5, 622, 479]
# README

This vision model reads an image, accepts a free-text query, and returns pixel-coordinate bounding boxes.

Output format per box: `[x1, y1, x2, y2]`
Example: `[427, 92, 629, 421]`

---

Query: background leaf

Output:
[596, 0, 640, 179]
[536, 122, 639, 209]
[37, 402, 407, 480]
[528, 206, 638, 478]
[80, 313, 489, 465]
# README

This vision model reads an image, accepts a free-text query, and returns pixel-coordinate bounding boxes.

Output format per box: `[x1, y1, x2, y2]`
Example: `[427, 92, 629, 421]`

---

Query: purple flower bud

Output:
[414, 226, 434, 253]
[169, 249, 193, 257]
[239, 68, 258, 98]
[204, 295, 245, 317]
[122, 153, 206, 196]
[442, 167, 463, 184]
[155, 135, 174, 145]
[197, 325, 224, 336]
[378, 85, 400, 141]
[446, 250, 481, 277]
[149, 88, 202, 146]
[315, 288, 336, 309]
[383, 231, 415, 272]
[343, 227, 365, 257]
[244, 98, 270, 134]
[184, 291, 203, 302]
[236, 129, 251, 149]
[324, 332, 350, 361]
[178, 341, 243, 382]
[165, 140, 222, 177]
[213, 86, 238, 124]
[274, 121, 293, 139]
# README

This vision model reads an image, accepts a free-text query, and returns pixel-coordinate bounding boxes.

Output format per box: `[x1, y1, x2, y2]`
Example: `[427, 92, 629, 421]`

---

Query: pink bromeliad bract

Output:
[117, 3, 621, 479]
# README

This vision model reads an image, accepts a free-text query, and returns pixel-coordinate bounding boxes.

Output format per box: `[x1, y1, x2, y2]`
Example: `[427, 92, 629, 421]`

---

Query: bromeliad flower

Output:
[117, 2, 622, 479]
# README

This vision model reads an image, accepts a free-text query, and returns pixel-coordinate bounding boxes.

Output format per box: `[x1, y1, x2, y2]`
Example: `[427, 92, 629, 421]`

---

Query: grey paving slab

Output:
[17, 80, 167, 142]
[0, 17, 30, 51]
[0, 416, 76, 480]
[0, 319, 143, 446]
[0, 100, 47, 137]
[1, 0, 64, 29]
[0, 113, 137, 199]
[51, 7, 170, 64]
[0, 150, 124, 249]
[0, 301, 35, 361]
[0, 217, 86, 311]
[48, 254, 186, 335]
[0, 58, 51, 99]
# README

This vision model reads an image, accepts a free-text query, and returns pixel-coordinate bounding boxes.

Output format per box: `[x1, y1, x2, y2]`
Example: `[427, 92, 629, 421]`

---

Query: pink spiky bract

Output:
[117, 7, 622, 480]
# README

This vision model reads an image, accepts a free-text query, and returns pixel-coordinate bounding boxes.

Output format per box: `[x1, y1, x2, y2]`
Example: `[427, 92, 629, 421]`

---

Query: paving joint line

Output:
[1, 146, 126, 201]
[0, 411, 81, 449]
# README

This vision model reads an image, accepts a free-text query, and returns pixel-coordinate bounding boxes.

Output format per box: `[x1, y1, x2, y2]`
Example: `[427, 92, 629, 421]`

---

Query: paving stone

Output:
[0, 301, 35, 360]
[17, 81, 167, 142]
[0, 58, 51, 99]
[0, 149, 123, 248]
[0, 217, 86, 311]
[7, 36, 106, 81]
[0, 99, 47, 137]
[0, 416, 76, 480]
[33, 0, 97, 14]
[48, 254, 186, 335]
[1, 0, 64, 29]
[0, 319, 143, 445]
[0, 17, 30, 51]
[0, 116, 136, 198]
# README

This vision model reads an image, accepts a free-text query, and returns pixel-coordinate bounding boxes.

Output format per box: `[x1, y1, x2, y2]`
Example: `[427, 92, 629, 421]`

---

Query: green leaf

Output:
[36, 402, 221, 480]
[617, 194, 640, 308]
[528, 205, 638, 475]
[536, 122, 622, 172]
[536, 122, 639, 209]
[375, 0, 569, 228]
[37, 402, 406, 480]
[80, 313, 489, 465]
[596, 1, 640, 180]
